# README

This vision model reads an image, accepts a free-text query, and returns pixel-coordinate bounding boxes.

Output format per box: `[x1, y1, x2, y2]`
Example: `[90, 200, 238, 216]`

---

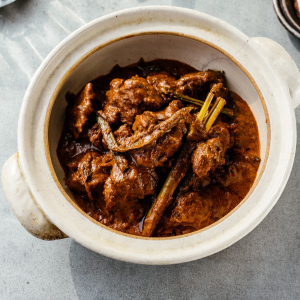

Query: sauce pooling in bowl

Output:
[57, 59, 260, 237]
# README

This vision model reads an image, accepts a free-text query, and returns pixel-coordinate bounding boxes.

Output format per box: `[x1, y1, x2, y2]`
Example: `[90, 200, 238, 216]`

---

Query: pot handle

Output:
[251, 37, 300, 109]
[1, 152, 67, 240]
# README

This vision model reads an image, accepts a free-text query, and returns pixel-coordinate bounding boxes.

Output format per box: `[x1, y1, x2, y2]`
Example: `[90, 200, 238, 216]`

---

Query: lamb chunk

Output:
[102, 79, 123, 126]
[192, 124, 230, 179]
[67, 83, 97, 139]
[215, 164, 243, 187]
[210, 83, 229, 99]
[215, 154, 260, 197]
[175, 70, 224, 95]
[114, 124, 133, 145]
[170, 192, 212, 229]
[104, 163, 157, 211]
[110, 78, 124, 89]
[98, 107, 191, 160]
[154, 100, 185, 121]
[101, 190, 144, 229]
[122, 102, 189, 168]
[187, 119, 208, 143]
[204, 185, 240, 221]
[65, 151, 114, 195]
[146, 74, 176, 97]
[130, 125, 184, 168]
[132, 111, 158, 133]
[87, 123, 101, 149]
[57, 130, 100, 165]
[103, 104, 120, 126]
[178, 172, 211, 196]
[87, 122, 110, 151]
[209, 122, 230, 140]
[131, 100, 186, 132]
[104, 75, 165, 125]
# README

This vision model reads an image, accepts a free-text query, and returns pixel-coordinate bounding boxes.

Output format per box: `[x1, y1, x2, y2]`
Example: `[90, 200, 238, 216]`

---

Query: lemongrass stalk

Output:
[163, 89, 233, 117]
[205, 98, 226, 132]
[197, 92, 214, 122]
[96, 115, 122, 169]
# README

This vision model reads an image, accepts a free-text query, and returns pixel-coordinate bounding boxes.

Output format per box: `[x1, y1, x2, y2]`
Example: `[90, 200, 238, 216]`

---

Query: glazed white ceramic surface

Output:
[1, 153, 66, 240]
[2, 6, 300, 264]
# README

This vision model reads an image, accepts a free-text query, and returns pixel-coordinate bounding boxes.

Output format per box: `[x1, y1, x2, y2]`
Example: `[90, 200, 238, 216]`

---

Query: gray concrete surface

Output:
[1, 1, 300, 299]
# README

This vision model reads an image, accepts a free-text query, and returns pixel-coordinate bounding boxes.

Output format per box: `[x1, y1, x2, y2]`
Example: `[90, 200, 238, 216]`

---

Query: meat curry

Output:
[57, 59, 260, 237]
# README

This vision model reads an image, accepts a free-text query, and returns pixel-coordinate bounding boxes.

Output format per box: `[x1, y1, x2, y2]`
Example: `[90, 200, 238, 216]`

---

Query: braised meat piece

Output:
[130, 100, 187, 132]
[104, 75, 165, 125]
[146, 70, 225, 97]
[132, 111, 158, 133]
[113, 101, 190, 168]
[67, 83, 97, 139]
[57, 129, 100, 165]
[89, 101, 185, 152]
[87, 123, 107, 150]
[98, 155, 148, 233]
[130, 125, 185, 168]
[216, 164, 243, 187]
[114, 120, 185, 169]
[100, 198, 144, 232]
[114, 124, 134, 145]
[205, 185, 239, 221]
[146, 74, 176, 98]
[170, 191, 212, 229]
[175, 70, 224, 95]
[187, 120, 208, 143]
[215, 152, 260, 196]
[192, 124, 230, 178]
[210, 83, 229, 99]
[104, 162, 157, 212]
[65, 151, 114, 198]
[154, 100, 185, 121]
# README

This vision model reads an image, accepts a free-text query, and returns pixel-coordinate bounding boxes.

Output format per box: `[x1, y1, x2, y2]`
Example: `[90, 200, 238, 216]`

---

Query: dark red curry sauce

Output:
[57, 59, 260, 237]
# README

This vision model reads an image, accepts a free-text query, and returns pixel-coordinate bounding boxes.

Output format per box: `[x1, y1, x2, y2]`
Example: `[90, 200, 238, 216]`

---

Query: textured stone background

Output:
[1, 1, 300, 299]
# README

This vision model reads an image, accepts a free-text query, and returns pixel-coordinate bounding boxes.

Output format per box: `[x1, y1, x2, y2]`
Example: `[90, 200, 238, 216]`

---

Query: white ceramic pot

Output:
[2, 6, 300, 265]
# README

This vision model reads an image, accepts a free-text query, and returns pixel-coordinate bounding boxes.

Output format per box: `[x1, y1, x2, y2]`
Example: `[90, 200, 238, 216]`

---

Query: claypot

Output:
[2, 6, 300, 265]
